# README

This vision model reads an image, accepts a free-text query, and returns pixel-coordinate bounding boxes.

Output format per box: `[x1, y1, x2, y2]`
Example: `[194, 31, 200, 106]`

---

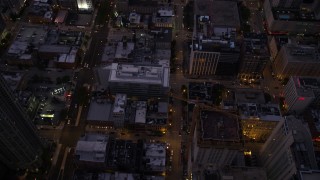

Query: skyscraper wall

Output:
[0, 75, 43, 170]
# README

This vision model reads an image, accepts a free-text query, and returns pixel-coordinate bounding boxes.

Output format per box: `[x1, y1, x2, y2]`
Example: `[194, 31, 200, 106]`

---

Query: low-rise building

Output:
[112, 94, 127, 128]
[143, 143, 166, 172]
[75, 133, 109, 170]
[28, 0, 53, 24]
[107, 63, 170, 99]
[86, 96, 113, 127]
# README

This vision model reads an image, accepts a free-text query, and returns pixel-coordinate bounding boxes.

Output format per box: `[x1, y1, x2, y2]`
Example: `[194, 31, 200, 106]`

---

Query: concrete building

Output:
[77, 0, 93, 12]
[86, 96, 113, 127]
[264, 0, 320, 34]
[189, 110, 243, 179]
[28, 1, 53, 24]
[283, 76, 320, 113]
[239, 33, 270, 80]
[189, 0, 241, 77]
[144, 143, 166, 172]
[108, 63, 170, 99]
[203, 166, 267, 180]
[189, 17, 240, 76]
[105, 138, 140, 171]
[111, 94, 127, 128]
[235, 89, 282, 142]
[152, 6, 174, 28]
[7, 26, 47, 65]
[0, 75, 43, 170]
[75, 133, 109, 170]
[259, 116, 318, 180]
[274, 44, 320, 79]
[57, 0, 77, 10]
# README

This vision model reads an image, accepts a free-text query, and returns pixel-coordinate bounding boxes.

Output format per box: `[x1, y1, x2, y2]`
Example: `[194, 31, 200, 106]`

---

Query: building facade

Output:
[274, 44, 320, 79]
[0, 75, 43, 170]
[239, 33, 269, 80]
[283, 76, 320, 113]
[259, 116, 318, 180]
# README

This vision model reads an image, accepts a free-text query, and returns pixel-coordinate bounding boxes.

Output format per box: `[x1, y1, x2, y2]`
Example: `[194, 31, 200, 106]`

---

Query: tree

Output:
[212, 84, 225, 106]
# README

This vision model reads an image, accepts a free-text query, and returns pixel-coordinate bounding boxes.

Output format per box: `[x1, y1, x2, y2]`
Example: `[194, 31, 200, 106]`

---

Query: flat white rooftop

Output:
[113, 94, 127, 113]
[109, 63, 169, 87]
[135, 101, 147, 124]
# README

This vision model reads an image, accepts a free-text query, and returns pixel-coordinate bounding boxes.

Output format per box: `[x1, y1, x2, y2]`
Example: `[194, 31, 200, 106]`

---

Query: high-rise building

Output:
[0, 75, 43, 170]
[274, 44, 320, 79]
[188, 110, 243, 179]
[264, 0, 320, 34]
[283, 76, 320, 113]
[239, 33, 270, 80]
[259, 116, 318, 180]
[189, 0, 241, 77]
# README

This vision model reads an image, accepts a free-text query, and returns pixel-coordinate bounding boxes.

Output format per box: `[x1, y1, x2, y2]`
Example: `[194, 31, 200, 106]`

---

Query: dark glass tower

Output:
[0, 75, 43, 170]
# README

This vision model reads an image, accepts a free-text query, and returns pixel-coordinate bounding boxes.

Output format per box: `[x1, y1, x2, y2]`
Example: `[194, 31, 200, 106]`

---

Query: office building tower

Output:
[283, 76, 320, 113]
[264, 0, 320, 34]
[239, 33, 269, 80]
[259, 116, 318, 180]
[189, 0, 240, 77]
[274, 44, 320, 79]
[0, 75, 43, 170]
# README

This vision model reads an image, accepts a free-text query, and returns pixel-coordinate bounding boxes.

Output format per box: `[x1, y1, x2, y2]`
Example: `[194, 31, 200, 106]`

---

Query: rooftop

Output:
[113, 94, 127, 113]
[29, 1, 53, 19]
[115, 42, 135, 59]
[272, 9, 318, 22]
[238, 103, 282, 121]
[195, 0, 240, 27]
[106, 138, 138, 169]
[87, 98, 112, 122]
[300, 170, 320, 180]
[135, 101, 147, 124]
[218, 167, 267, 180]
[291, 76, 319, 97]
[192, 21, 239, 52]
[283, 44, 320, 63]
[144, 143, 166, 171]
[109, 63, 169, 87]
[189, 82, 214, 102]
[200, 110, 239, 141]
[235, 89, 266, 104]
[75, 134, 109, 163]
[243, 33, 270, 56]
